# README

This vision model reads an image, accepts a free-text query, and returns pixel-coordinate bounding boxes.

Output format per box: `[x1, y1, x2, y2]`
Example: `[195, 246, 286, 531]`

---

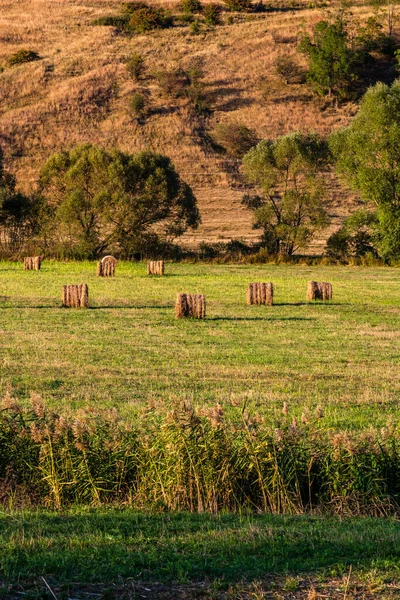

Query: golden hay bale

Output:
[307, 281, 332, 301]
[247, 283, 273, 306]
[147, 260, 164, 276]
[62, 284, 89, 308]
[175, 293, 206, 319]
[24, 256, 41, 271]
[98, 256, 117, 277]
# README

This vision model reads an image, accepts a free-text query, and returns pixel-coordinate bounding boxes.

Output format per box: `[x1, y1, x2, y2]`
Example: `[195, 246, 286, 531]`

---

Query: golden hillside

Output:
[0, 0, 370, 252]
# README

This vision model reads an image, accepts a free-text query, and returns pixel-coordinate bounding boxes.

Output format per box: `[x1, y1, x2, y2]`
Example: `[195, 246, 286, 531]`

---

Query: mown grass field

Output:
[1, 261, 400, 428]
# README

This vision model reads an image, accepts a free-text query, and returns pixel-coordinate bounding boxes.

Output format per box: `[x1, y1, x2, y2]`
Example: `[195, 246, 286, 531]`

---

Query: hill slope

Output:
[0, 0, 368, 251]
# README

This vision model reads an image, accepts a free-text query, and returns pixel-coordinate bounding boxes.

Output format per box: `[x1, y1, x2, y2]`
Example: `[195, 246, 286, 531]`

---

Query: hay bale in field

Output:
[247, 282, 273, 306]
[147, 260, 164, 276]
[306, 281, 333, 301]
[62, 284, 89, 308]
[24, 256, 41, 271]
[97, 255, 117, 277]
[175, 293, 206, 319]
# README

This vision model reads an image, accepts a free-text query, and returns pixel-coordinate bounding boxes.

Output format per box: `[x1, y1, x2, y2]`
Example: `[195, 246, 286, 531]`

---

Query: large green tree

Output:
[330, 80, 400, 260]
[242, 132, 330, 255]
[39, 144, 200, 258]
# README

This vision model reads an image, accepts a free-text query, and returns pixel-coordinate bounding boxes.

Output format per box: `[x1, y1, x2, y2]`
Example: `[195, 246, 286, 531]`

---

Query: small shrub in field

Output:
[211, 122, 258, 157]
[125, 4, 172, 33]
[180, 0, 203, 14]
[8, 49, 40, 67]
[92, 15, 130, 28]
[186, 65, 211, 113]
[223, 0, 252, 11]
[154, 68, 190, 98]
[203, 3, 222, 25]
[123, 1, 151, 12]
[274, 56, 305, 84]
[190, 19, 202, 34]
[93, 3, 172, 34]
[129, 92, 147, 117]
[126, 53, 145, 80]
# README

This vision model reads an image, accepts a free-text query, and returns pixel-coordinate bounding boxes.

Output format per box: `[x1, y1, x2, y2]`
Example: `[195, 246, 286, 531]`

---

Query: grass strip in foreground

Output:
[0, 510, 400, 598]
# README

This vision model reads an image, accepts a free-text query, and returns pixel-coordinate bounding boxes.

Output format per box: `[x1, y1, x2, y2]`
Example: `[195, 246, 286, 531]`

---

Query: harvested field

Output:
[1, 261, 399, 429]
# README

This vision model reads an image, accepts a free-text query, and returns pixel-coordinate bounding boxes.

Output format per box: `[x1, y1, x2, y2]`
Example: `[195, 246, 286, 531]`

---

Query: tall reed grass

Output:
[1, 393, 399, 514]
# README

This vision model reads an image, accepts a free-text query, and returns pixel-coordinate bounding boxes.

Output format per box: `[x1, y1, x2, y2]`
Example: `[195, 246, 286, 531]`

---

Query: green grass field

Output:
[1, 261, 400, 428]
[2, 261, 400, 598]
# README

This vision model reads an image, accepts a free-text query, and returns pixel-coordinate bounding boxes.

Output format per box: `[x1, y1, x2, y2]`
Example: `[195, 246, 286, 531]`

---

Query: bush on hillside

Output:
[180, 0, 203, 14]
[126, 53, 145, 80]
[203, 3, 222, 25]
[129, 92, 148, 118]
[125, 3, 173, 32]
[223, 0, 253, 11]
[7, 49, 40, 67]
[212, 122, 258, 157]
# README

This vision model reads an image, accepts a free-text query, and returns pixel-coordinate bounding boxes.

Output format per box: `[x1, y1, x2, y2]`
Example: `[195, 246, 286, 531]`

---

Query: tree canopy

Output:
[330, 80, 400, 259]
[39, 144, 200, 258]
[242, 132, 330, 255]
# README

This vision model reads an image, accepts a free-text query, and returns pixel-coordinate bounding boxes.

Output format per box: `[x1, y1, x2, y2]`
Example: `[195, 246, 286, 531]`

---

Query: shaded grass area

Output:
[1, 510, 400, 596]
[1, 261, 400, 429]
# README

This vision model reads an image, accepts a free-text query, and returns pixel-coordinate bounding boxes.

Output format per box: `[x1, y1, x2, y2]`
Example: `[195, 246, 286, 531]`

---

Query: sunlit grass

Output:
[1, 261, 400, 429]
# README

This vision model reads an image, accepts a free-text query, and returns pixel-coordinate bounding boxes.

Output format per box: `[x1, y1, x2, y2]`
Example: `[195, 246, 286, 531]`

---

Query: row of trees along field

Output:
[2, 9, 400, 261]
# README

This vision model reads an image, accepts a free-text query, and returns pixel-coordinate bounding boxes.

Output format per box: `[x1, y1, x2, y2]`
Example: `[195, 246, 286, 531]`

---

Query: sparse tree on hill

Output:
[242, 132, 330, 255]
[299, 17, 356, 99]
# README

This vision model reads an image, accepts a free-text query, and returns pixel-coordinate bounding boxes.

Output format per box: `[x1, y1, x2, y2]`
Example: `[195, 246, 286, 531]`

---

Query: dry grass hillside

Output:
[0, 0, 374, 252]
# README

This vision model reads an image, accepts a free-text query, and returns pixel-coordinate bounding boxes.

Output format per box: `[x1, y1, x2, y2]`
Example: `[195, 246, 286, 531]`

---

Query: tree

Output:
[39, 144, 200, 258]
[242, 132, 330, 255]
[299, 17, 356, 99]
[329, 80, 400, 260]
[0, 147, 40, 255]
[325, 209, 378, 261]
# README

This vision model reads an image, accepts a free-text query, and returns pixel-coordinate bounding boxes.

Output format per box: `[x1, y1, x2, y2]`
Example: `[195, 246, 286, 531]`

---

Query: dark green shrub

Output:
[203, 3, 221, 25]
[212, 122, 258, 157]
[129, 92, 147, 118]
[223, 0, 252, 11]
[7, 49, 40, 67]
[126, 5, 172, 33]
[326, 210, 378, 261]
[190, 18, 202, 34]
[180, 0, 203, 14]
[154, 68, 190, 98]
[126, 53, 145, 80]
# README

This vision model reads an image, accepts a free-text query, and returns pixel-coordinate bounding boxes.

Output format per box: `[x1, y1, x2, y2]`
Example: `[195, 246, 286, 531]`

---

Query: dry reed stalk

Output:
[97, 255, 117, 277]
[307, 281, 333, 301]
[62, 284, 89, 308]
[24, 256, 41, 271]
[247, 283, 273, 306]
[147, 260, 164, 276]
[175, 293, 206, 319]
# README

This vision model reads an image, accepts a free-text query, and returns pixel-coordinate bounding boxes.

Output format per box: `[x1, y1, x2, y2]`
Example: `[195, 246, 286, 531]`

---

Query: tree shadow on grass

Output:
[276, 302, 349, 307]
[209, 316, 315, 321]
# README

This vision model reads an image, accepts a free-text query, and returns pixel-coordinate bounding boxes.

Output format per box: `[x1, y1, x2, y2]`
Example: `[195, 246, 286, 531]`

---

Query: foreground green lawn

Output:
[1, 510, 400, 598]
[1, 261, 400, 429]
